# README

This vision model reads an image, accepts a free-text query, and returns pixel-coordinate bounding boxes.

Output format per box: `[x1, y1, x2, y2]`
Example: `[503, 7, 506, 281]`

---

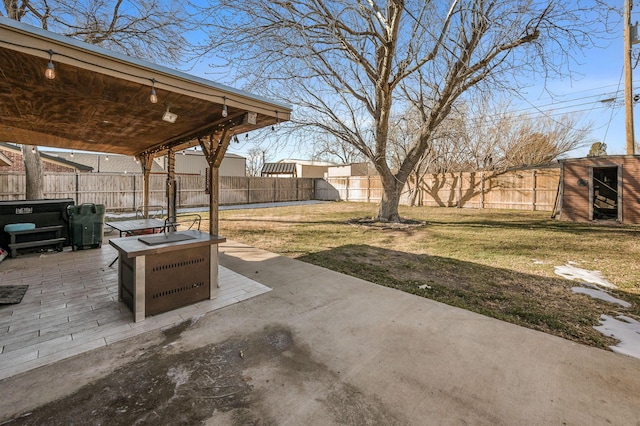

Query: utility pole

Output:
[624, 0, 636, 155]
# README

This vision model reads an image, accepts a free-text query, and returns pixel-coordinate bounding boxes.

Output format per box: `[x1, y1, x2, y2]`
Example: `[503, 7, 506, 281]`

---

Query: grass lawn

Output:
[214, 202, 640, 350]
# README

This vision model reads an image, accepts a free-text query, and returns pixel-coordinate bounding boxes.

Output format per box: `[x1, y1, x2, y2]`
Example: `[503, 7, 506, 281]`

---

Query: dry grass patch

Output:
[216, 202, 640, 350]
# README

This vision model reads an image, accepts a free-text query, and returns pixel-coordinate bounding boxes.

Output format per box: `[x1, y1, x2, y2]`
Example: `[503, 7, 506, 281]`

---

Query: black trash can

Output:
[67, 203, 105, 251]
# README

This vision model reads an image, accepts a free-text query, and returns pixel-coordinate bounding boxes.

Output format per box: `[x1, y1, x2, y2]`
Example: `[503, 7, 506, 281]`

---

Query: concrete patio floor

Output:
[1, 240, 639, 424]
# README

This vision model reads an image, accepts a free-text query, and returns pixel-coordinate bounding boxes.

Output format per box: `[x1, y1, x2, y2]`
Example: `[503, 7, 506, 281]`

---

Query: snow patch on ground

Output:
[594, 315, 640, 360]
[554, 264, 616, 289]
[571, 287, 631, 308]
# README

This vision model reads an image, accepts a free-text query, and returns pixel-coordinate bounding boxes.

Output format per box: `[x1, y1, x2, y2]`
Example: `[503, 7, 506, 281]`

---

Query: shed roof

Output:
[0, 17, 292, 158]
[261, 162, 297, 175]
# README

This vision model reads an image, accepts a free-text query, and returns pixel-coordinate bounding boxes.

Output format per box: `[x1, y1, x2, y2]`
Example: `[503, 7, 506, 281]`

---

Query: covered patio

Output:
[0, 16, 291, 232]
[0, 17, 291, 325]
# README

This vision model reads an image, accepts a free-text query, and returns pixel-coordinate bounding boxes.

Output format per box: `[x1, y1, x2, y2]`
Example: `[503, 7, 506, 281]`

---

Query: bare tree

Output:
[245, 146, 271, 177]
[498, 114, 592, 168]
[312, 135, 364, 164]
[2, 0, 194, 199]
[199, 0, 611, 221]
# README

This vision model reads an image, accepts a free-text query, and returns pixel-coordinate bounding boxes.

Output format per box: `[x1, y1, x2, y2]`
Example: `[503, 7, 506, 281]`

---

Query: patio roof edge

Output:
[0, 16, 293, 114]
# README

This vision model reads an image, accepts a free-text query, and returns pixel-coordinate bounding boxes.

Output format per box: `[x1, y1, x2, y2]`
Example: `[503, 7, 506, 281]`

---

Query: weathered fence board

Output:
[0, 168, 557, 212]
[0, 173, 316, 211]
[318, 168, 560, 211]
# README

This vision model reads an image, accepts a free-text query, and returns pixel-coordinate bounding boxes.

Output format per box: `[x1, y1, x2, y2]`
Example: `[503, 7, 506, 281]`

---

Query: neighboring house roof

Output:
[0, 151, 12, 167]
[262, 162, 297, 175]
[43, 151, 164, 173]
[1, 142, 93, 171]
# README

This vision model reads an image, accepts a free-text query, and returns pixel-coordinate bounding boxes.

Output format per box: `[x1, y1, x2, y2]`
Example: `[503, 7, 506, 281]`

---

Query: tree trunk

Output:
[377, 172, 403, 222]
[22, 145, 44, 199]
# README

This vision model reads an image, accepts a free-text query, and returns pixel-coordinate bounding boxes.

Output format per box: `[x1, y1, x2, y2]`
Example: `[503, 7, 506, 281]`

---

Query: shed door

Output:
[591, 166, 619, 221]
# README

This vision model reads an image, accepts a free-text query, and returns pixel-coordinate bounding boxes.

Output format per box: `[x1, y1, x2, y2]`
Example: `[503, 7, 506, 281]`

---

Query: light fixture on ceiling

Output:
[45, 49, 56, 80]
[182, 150, 186, 155]
[162, 105, 178, 123]
[70, 151, 74, 158]
[31, 146, 36, 153]
[149, 79, 158, 104]
[221, 96, 228, 117]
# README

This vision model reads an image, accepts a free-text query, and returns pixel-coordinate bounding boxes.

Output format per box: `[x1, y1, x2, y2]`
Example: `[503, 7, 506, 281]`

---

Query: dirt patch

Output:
[346, 217, 424, 230]
[3, 322, 404, 425]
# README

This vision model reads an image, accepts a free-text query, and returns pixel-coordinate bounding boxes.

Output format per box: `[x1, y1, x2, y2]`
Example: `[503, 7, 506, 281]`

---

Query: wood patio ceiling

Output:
[0, 18, 291, 158]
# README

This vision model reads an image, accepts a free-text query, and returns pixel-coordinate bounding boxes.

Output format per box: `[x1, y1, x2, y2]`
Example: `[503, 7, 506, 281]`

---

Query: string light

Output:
[221, 96, 228, 117]
[31, 146, 36, 153]
[44, 49, 55, 80]
[70, 151, 74, 158]
[8, 40, 287, 118]
[4, 40, 290, 157]
[149, 78, 158, 104]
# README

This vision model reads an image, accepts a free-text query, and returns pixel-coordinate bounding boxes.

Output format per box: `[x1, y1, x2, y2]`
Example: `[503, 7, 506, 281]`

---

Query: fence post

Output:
[480, 172, 484, 209]
[346, 176, 350, 201]
[531, 170, 536, 211]
[457, 171, 463, 208]
[367, 176, 370, 203]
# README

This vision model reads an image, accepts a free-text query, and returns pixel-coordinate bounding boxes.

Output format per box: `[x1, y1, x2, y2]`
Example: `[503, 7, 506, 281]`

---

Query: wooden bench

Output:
[7, 225, 65, 258]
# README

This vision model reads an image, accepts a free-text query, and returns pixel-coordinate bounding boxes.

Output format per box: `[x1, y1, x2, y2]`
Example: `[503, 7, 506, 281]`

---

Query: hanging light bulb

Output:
[182, 150, 186, 155]
[70, 151, 74, 158]
[149, 79, 158, 104]
[221, 96, 228, 117]
[45, 50, 56, 80]
[105, 155, 109, 161]
[31, 146, 36, 153]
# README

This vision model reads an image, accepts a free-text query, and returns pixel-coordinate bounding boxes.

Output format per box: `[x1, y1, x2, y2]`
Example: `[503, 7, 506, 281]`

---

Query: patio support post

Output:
[166, 149, 176, 224]
[199, 128, 232, 236]
[136, 153, 154, 217]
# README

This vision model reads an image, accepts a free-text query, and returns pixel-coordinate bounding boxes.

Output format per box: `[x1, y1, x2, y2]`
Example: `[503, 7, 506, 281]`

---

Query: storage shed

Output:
[556, 155, 640, 224]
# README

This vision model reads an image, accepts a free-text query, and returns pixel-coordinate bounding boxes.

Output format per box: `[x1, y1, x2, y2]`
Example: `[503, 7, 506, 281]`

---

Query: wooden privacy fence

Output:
[0, 173, 316, 211]
[316, 168, 561, 211]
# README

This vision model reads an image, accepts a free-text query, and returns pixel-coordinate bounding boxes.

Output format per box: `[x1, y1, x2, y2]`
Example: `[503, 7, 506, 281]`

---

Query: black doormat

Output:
[0, 285, 29, 305]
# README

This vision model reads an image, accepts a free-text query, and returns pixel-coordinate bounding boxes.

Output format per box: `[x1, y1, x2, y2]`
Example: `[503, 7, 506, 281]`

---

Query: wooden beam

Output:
[136, 153, 154, 215]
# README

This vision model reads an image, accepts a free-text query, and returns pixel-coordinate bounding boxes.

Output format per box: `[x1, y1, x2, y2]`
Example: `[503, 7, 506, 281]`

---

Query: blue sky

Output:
[507, 6, 635, 158]
[52, 2, 639, 161]
[194, 2, 637, 161]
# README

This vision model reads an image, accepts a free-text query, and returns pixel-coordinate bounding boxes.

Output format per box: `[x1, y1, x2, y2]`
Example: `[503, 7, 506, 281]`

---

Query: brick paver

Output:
[0, 240, 270, 380]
